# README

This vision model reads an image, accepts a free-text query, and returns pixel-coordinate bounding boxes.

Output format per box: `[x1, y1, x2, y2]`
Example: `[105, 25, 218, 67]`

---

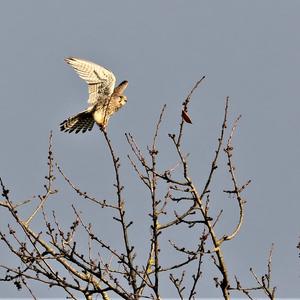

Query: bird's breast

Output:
[93, 109, 107, 126]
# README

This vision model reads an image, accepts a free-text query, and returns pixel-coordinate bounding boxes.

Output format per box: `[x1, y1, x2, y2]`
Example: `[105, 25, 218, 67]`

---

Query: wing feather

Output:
[65, 57, 116, 106]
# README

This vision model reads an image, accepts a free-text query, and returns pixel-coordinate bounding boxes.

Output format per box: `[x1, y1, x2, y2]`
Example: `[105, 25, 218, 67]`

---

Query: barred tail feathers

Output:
[60, 110, 95, 133]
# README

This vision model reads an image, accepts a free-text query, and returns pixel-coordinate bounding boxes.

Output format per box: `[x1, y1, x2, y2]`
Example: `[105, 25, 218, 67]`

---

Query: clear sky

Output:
[0, 1, 299, 298]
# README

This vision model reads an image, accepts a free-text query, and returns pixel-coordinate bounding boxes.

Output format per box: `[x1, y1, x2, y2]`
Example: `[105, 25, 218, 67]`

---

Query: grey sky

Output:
[0, 0, 299, 298]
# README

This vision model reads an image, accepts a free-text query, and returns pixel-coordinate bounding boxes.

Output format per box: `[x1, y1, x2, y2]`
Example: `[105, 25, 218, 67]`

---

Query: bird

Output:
[60, 57, 128, 133]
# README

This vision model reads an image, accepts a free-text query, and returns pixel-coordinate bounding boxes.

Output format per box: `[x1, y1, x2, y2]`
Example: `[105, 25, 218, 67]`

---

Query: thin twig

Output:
[177, 76, 205, 147]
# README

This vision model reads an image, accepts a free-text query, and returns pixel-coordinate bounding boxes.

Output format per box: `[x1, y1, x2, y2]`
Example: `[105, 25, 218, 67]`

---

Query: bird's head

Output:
[111, 80, 128, 109]
[119, 95, 127, 106]
[111, 94, 127, 110]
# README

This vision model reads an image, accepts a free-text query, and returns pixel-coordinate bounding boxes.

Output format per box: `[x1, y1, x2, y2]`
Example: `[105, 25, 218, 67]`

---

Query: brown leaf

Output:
[181, 110, 192, 124]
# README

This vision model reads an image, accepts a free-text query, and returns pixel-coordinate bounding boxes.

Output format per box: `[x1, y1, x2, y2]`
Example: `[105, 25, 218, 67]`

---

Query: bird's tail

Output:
[60, 110, 95, 133]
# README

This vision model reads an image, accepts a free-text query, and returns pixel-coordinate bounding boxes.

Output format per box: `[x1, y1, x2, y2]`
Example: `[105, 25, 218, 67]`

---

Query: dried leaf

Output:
[182, 110, 192, 124]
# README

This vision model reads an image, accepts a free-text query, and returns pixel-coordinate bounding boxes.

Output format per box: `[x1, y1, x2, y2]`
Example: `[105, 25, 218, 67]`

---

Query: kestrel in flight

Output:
[60, 57, 128, 133]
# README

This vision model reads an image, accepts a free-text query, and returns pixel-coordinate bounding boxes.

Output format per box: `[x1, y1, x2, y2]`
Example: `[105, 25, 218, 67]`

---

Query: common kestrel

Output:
[60, 57, 128, 133]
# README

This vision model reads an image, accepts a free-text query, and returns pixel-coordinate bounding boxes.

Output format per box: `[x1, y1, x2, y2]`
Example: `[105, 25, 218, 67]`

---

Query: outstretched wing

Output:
[65, 57, 116, 106]
[113, 80, 129, 95]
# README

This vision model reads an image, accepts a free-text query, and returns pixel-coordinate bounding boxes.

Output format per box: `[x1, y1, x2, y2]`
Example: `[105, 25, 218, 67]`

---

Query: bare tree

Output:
[0, 79, 276, 299]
